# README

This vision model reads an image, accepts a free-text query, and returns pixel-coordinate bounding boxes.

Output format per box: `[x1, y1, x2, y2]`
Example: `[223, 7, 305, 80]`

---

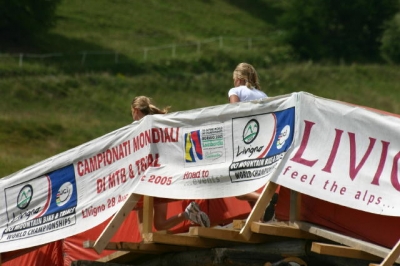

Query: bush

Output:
[278, 0, 399, 62]
[0, 0, 62, 44]
[381, 13, 400, 63]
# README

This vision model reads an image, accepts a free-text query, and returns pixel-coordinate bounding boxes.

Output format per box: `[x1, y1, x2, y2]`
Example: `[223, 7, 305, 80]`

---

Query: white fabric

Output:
[2, 92, 400, 253]
[228, 85, 267, 101]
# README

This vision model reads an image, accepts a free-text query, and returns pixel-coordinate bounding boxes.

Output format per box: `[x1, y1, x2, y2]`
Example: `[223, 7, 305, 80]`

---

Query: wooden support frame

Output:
[311, 242, 381, 261]
[189, 226, 284, 244]
[296, 221, 400, 264]
[141, 196, 154, 238]
[91, 193, 142, 254]
[251, 221, 320, 240]
[87, 183, 400, 266]
[239, 181, 278, 240]
[379, 239, 400, 266]
[289, 189, 301, 223]
[144, 232, 234, 248]
[84, 240, 194, 253]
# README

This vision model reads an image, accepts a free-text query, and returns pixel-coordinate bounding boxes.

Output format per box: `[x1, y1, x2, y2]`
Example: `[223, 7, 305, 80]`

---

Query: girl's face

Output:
[234, 78, 242, 87]
[233, 73, 245, 87]
[132, 108, 144, 121]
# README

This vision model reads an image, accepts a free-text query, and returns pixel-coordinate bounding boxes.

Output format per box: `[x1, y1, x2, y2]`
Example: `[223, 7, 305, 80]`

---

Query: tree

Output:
[278, 0, 399, 62]
[381, 13, 400, 63]
[0, 0, 62, 43]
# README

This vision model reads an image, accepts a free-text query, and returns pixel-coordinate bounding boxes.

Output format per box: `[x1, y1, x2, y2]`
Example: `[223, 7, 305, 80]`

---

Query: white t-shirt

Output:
[228, 85, 267, 102]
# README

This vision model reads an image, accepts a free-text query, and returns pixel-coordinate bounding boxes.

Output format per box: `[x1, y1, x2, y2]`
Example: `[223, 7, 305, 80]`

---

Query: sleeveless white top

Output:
[228, 85, 267, 102]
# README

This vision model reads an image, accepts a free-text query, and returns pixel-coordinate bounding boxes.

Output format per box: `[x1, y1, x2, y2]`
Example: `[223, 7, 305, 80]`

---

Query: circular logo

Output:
[277, 125, 291, 149]
[242, 119, 259, 144]
[17, 184, 33, 209]
[56, 182, 73, 207]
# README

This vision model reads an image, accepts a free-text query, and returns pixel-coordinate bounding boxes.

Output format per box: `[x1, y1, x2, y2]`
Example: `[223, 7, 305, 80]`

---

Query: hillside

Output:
[1, 0, 400, 177]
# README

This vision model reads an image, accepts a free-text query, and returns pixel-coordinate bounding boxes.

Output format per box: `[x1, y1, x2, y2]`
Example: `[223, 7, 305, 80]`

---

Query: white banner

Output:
[0, 93, 296, 252]
[2, 91, 400, 252]
[271, 92, 400, 216]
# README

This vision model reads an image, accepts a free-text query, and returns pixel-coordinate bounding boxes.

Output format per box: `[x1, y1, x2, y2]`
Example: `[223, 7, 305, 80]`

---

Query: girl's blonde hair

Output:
[233, 62, 261, 90]
[131, 96, 170, 115]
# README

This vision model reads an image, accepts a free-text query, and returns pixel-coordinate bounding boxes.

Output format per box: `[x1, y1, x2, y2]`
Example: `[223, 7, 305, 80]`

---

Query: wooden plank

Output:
[251, 221, 320, 240]
[295, 221, 400, 263]
[232, 219, 246, 230]
[92, 193, 142, 254]
[96, 251, 131, 263]
[189, 226, 283, 244]
[142, 196, 154, 235]
[145, 232, 235, 248]
[85, 240, 193, 253]
[289, 190, 301, 223]
[311, 242, 381, 261]
[239, 181, 278, 240]
[380, 239, 400, 266]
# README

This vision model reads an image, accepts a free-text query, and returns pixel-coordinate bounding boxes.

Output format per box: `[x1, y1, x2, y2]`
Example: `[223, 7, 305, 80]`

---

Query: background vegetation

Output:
[1, 0, 400, 177]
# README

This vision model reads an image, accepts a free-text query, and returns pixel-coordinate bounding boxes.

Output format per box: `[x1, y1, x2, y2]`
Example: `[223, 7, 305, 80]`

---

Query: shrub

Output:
[381, 13, 400, 63]
[0, 0, 62, 44]
[278, 0, 399, 62]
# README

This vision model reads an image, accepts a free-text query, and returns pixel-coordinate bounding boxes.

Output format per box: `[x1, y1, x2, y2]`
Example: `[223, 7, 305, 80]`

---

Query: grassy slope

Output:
[1, 0, 399, 177]
[44, 0, 274, 53]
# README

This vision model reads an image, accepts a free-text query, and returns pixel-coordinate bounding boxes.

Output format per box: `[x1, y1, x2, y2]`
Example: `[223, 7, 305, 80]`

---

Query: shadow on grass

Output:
[0, 32, 148, 75]
[224, 0, 283, 25]
[0, 30, 278, 77]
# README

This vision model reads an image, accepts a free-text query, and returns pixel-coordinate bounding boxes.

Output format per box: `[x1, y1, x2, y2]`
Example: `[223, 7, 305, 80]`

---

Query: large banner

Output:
[1, 92, 399, 253]
[271, 92, 400, 216]
[0, 93, 296, 252]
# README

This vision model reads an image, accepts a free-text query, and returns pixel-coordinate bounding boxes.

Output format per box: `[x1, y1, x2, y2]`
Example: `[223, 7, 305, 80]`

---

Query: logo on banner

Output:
[183, 125, 226, 167]
[17, 185, 33, 209]
[185, 130, 203, 162]
[229, 108, 295, 183]
[243, 119, 259, 144]
[1, 165, 78, 242]
[56, 182, 73, 207]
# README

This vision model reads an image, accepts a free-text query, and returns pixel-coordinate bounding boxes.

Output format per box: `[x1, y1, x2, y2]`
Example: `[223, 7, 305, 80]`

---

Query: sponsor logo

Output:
[2, 165, 78, 242]
[204, 151, 223, 160]
[229, 108, 295, 183]
[17, 185, 33, 209]
[56, 182, 73, 207]
[184, 125, 226, 167]
[184, 130, 203, 162]
[242, 119, 259, 144]
[277, 125, 290, 149]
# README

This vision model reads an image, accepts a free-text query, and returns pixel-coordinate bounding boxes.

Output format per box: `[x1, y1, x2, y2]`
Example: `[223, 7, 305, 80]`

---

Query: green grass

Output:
[1, 0, 399, 177]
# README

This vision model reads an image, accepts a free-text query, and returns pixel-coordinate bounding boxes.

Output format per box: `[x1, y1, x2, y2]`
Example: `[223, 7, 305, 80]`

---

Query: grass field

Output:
[1, 0, 399, 177]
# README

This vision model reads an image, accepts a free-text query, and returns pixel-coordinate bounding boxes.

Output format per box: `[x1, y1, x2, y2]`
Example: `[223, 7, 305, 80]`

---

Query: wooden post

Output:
[142, 196, 154, 238]
[289, 190, 301, 224]
[239, 182, 278, 240]
[92, 193, 141, 254]
[379, 239, 400, 266]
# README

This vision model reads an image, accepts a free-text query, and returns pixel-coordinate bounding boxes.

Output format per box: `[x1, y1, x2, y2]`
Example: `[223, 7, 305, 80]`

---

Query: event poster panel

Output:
[0, 94, 296, 252]
[271, 92, 400, 216]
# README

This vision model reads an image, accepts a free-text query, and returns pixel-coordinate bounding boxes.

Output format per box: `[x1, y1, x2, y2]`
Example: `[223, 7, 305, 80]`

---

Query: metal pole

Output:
[144, 48, 148, 61]
[19, 53, 23, 67]
[81, 52, 87, 65]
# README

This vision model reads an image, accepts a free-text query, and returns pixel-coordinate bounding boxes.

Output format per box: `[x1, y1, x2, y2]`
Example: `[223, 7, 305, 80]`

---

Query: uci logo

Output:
[242, 119, 259, 144]
[17, 184, 33, 209]
[56, 182, 73, 207]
